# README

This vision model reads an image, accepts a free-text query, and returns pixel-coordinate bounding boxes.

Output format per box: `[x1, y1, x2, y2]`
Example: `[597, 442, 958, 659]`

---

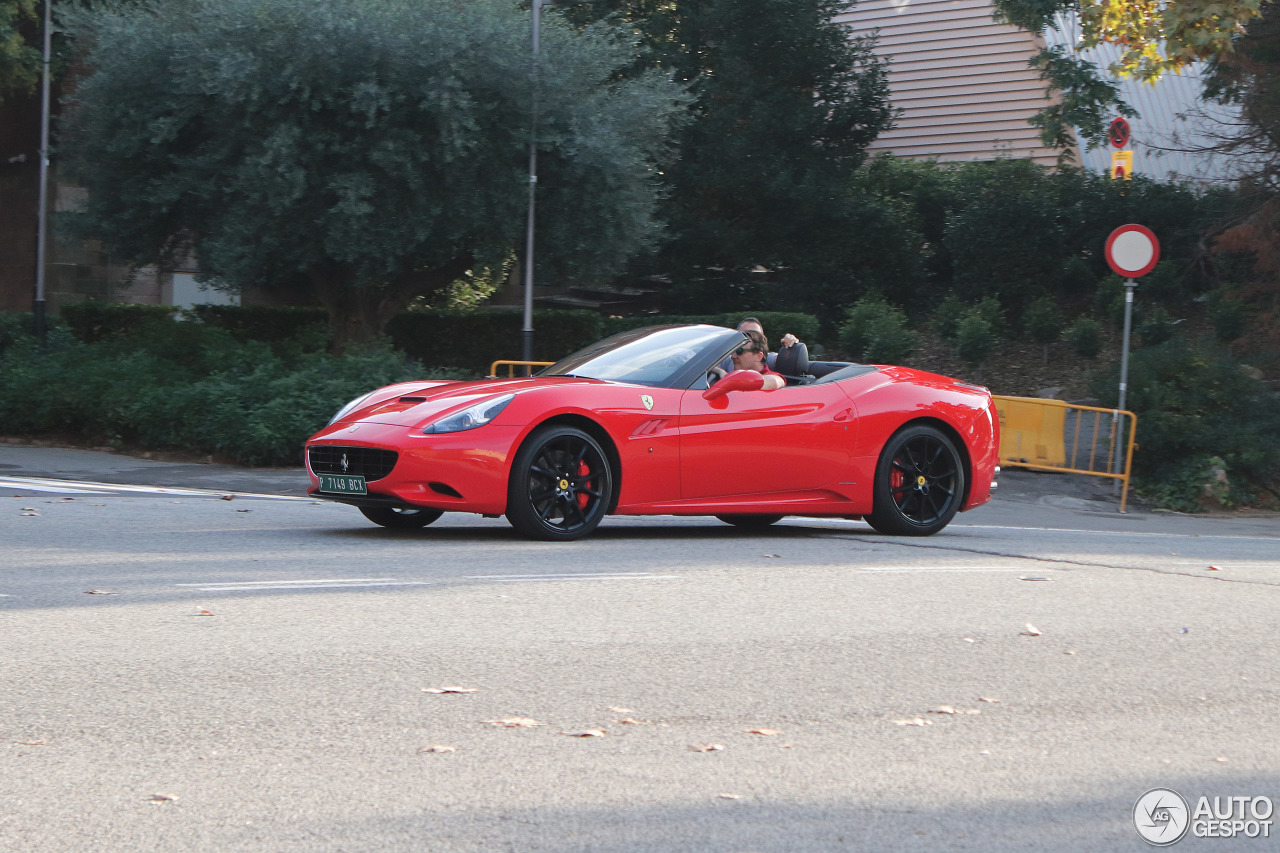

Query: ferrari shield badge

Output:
[640, 395, 654, 411]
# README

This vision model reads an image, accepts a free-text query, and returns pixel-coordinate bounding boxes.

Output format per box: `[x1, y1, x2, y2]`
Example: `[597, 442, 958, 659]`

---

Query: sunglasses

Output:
[734, 346, 759, 356]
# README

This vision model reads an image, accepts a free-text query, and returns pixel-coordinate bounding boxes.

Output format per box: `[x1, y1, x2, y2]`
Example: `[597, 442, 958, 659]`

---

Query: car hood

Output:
[339, 376, 600, 428]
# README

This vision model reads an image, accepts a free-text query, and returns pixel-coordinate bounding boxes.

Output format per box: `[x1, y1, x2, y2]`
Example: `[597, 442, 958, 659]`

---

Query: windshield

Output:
[542, 325, 742, 388]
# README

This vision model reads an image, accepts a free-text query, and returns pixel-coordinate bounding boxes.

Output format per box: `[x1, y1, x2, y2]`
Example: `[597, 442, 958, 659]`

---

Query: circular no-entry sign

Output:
[1105, 224, 1160, 278]
[1108, 117, 1131, 149]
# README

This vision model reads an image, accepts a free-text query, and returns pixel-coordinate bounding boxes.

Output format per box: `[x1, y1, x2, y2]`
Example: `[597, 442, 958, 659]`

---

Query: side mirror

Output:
[703, 369, 765, 401]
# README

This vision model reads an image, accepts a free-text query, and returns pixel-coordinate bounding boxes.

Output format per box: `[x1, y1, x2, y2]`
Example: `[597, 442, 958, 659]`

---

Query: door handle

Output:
[833, 408, 852, 423]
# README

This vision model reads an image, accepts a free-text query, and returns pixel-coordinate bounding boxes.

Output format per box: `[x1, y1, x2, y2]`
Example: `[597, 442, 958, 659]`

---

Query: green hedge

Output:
[188, 304, 330, 343]
[601, 312, 820, 349]
[386, 308, 604, 373]
[60, 301, 179, 342]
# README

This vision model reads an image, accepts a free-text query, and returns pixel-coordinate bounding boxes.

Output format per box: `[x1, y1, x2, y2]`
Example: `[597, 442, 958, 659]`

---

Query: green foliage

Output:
[386, 309, 604, 374]
[955, 309, 999, 368]
[0, 316, 445, 465]
[1093, 336, 1280, 508]
[1136, 304, 1176, 346]
[1024, 297, 1064, 345]
[1206, 287, 1248, 342]
[1065, 316, 1103, 358]
[572, 0, 897, 309]
[932, 292, 967, 343]
[601, 312, 821, 348]
[836, 295, 920, 364]
[187, 305, 330, 344]
[1059, 256, 1097, 295]
[0, 0, 38, 102]
[60, 301, 179, 343]
[1026, 45, 1136, 153]
[60, 0, 688, 344]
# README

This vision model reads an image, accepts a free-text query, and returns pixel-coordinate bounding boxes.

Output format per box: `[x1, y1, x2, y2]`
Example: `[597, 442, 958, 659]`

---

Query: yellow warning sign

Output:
[1110, 149, 1134, 180]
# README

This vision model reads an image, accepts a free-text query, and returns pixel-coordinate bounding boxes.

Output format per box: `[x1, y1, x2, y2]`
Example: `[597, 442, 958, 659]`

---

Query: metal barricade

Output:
[488, 360, 554, 378]
[992, 395, 1137, 512]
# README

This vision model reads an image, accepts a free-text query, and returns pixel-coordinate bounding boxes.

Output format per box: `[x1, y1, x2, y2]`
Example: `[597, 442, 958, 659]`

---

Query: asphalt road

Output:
[2, 446, 1278, 852]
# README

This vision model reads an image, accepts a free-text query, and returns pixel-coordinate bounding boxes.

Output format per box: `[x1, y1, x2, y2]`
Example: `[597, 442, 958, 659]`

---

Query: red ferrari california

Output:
[305, 324, 999, 540]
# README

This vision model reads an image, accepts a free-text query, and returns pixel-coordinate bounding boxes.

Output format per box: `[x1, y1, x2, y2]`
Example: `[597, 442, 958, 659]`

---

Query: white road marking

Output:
[466, 572, 680, 582]
[806, 516, 1278, 542]
[851, 566, 1034, 574]
[176, 577, 431, 592]
[0, 475, 306, 501]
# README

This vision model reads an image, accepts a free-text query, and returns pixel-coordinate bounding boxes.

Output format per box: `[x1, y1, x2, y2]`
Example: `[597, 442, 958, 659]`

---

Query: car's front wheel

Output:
[359, 506, 444, 529]
[866, 424, 965, 536]
[507, 425, 613, 541]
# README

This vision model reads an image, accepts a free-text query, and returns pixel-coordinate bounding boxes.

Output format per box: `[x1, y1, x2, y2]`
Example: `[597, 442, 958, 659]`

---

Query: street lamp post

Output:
[521, 0, 547, 366]
[33, 0, 53, 345]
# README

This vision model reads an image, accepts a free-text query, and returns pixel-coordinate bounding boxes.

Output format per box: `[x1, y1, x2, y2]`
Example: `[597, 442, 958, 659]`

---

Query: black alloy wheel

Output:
[716, 514, 784, 529]
[359, 506, 444, 529]
[507, 425, 613, 541]
[866, 424, 965, 536]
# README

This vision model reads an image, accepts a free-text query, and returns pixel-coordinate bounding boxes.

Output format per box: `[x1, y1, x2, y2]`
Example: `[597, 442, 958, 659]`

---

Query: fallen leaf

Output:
[560, 729, 607, 738]
[60, 497, 75, 502]
[421, 686, 478, 694]
[717, 793, 743, 800]
[614, 717, 647, 725]
[764, 554, 781, 558]
[482, 717, 544, 728]
[148, 794, 178, 803]
[19, 511, 39, 517]
[893, 718, 932, 727]
[418, 745, 456, 753]
[689, 743, 725, 752]
[963, 637, 975, 643]
[778, 742, 797, 749]
[929, 705, 957, 715]
[1064, 650, 1076, 655]
[1207, 565, 1222, 571]
[978, 697, 1001, 704]
[220, 495, 234, 501]
[14, 739, 47, 746]
[85, 589, 117, 595]
[605, 706, 633, 714]
[744, 728, 780, 736]
[235, 509, 250, 513]
[1180, 627, 1190, 634]
[196, 610, 215, 616]
[1021, 623, 1042, 636]
[1214, 756, 1229, 762]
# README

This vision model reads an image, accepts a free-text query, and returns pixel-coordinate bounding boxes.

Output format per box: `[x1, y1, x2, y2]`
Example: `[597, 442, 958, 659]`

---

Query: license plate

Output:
[318, 474, 367, 495]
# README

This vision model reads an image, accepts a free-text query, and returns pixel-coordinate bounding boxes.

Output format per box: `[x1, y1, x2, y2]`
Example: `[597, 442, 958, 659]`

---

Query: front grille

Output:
[308, 446, 398, 482]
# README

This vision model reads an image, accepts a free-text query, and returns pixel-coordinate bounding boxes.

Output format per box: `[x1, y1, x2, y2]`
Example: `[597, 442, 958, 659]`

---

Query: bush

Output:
[837, 295, 920, 364]
[1024, 296, 1064, 362]
[1137, 304, 1175, 346]
[932, 292, 966, 342]
[955, 309, 999, 368]
[187, 304, 330, 345]
[600, 312, 820, 350]
[387, 308, 604, 373]
[1206, 287, 1248, 343]
[1092, 337, 1280, 508]
[60, 301, 179, 342]
[1066, 316, 1103, 358]
[0, 327, 453, 466]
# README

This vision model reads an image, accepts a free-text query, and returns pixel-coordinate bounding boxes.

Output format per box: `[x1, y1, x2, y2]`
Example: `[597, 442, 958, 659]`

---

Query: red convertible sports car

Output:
[305, 324, 1000, 540]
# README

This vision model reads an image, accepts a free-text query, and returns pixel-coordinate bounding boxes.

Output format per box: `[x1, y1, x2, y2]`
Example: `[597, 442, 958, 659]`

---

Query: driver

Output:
[717, 329, 784, 391]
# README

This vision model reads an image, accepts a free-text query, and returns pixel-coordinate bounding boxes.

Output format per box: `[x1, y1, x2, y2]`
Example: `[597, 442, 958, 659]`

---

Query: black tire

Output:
[716, 514, 784, 529]
[865, 424, 965, 536]
[506, 425, 613, 541]
[359, 506, 444, 529]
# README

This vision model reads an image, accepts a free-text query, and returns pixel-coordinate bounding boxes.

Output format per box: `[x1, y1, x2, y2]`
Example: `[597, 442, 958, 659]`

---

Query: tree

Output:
[569, 0, 897, 307]
[994, 0, 1276, 145]
[60, 0, 687, 347]
[0, 0, 38, 103]
[1024, 296, 1064, 364]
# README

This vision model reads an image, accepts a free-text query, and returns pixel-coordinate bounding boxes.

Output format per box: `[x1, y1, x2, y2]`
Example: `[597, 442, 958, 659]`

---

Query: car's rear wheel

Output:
[507, 425, 613, 541]
[359, 506, 444, 529]
[866, 424, 965, 536]
[716, 514, 784, 529]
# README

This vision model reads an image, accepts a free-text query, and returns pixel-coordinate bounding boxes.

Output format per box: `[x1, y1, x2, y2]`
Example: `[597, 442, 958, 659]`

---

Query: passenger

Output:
[728, 329, 784, 391]
[718, 317, 802, 372]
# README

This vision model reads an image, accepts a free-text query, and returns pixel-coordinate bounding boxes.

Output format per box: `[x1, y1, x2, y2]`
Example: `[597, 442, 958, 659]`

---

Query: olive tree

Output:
[60, 0, 687, 347]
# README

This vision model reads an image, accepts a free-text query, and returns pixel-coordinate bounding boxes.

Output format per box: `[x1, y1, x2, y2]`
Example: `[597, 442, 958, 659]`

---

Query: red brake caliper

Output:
[576, 460, 591, 509]
[890, 459, 905, 494]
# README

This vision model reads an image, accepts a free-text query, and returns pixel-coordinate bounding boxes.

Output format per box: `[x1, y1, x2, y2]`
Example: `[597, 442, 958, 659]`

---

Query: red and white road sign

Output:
[1105, 224, 1160, 278]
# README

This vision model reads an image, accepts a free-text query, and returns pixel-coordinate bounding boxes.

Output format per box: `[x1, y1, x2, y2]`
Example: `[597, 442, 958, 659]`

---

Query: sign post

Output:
[1104, 224, 1160, 499]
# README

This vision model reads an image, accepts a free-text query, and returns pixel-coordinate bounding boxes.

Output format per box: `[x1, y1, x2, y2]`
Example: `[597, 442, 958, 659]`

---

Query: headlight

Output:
[423, 394, 514, 434]
[328, 391, 376, 426]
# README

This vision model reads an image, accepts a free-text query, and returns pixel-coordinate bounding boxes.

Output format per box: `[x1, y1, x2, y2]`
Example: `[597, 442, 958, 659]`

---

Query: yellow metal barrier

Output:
[489, 359, 554, 378]
[993, 395, 1137, 512]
